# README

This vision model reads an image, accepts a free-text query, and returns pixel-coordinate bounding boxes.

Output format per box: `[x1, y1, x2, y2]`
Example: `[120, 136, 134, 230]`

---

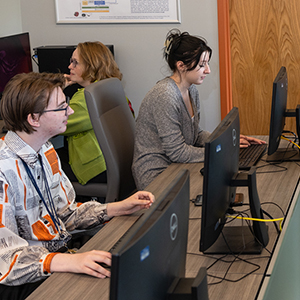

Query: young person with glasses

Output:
[0, 72, 154, 299]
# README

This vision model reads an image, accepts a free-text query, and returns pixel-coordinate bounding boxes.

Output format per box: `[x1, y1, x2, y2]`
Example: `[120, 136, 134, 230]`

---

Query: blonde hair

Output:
[77, 41, 122, 83]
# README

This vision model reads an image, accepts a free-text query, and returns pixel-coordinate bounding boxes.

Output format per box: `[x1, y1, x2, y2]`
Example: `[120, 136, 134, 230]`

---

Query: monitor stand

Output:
[167, 268, 209, 300]
[204, 169, 269, 255]
[266, 147, 300, 162]
[203, 226, 268, 254]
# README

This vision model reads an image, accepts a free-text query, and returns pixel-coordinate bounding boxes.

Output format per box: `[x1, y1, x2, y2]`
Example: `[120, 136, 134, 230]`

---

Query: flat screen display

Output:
[0, 32, 32, 95]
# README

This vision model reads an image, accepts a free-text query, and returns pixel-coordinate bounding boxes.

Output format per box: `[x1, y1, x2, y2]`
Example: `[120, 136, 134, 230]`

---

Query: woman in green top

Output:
[59, 41, 134, 186]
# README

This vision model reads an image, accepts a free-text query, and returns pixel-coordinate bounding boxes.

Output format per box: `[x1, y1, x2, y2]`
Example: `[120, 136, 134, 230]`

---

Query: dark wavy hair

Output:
[163, 29, 212, 72]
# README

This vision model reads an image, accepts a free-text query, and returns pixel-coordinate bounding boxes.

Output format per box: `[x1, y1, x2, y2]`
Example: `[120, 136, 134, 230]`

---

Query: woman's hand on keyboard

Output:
[240, 134, 266, 148]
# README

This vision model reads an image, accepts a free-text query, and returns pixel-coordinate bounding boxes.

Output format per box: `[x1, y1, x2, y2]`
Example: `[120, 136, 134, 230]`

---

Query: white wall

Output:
[0, 0, 22, 37]
[5, 0, 221, 132]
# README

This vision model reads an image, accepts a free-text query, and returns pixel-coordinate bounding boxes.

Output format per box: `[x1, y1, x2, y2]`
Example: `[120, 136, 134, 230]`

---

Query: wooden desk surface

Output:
[27, 141, 300, 300]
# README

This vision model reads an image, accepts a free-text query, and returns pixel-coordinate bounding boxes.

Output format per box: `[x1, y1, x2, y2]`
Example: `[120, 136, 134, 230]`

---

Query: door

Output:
[218, 0, 300, 135]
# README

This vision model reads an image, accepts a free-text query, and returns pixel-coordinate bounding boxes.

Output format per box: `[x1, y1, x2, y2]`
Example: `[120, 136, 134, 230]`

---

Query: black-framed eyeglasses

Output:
[43, 97, 70, 116]
[69, 58, 79, 68]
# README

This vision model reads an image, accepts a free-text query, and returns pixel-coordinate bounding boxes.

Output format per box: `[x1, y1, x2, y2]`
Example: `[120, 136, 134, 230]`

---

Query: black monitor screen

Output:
[35, 44, 114, 99]
[267, 66, 300, 162]
[35, 44, 114, 74]
[110, 169, 190, 300]
[268, 66, 288, 156]
[200, 107, 269, 254]
[0, 32, 32, 95]
[200, 107, 240, 253]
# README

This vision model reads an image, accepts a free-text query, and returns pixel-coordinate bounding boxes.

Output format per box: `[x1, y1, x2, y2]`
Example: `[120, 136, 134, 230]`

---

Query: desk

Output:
[257, 182, 300, 299]
[27, 143, 300, 300]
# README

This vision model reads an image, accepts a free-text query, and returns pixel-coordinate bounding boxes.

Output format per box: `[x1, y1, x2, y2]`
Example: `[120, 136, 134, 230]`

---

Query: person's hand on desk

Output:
[240, 134, 266, 148]
[48, 192, 154, 280]
[107, 191, 155, 217]
[50, 250, 112, 279]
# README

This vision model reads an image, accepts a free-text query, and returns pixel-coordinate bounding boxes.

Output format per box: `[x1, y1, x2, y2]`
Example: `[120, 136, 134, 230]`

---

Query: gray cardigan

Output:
[132, 77, 210, 190]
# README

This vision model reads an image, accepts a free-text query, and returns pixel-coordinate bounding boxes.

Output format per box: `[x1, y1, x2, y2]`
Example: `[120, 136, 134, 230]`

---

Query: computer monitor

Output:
[35, 44, 114, 74]
[267, 66, 300, 162]
[0, 32, 33, 98]
[34, 44, 114, 99]
[200, 107, 269, 254]
[110, 169, 208, 300]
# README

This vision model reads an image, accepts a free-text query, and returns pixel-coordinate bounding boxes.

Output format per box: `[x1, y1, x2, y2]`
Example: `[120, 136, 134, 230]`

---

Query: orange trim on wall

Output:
[217, 0, 232, 119]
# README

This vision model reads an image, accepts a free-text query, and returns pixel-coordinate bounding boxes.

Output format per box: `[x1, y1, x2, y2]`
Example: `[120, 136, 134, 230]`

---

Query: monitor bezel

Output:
[109, 169, 190, 300]
[200, 107, 269, 254]
[0, 32, 33, 95]
[200, 107, 240, 253]
[268, 66, 288, 156]
[267, 66, 300, 162]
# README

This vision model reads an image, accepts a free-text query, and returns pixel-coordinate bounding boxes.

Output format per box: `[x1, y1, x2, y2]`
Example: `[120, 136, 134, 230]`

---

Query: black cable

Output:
[226, 209, 273, 255]
[261, 201, 285, 216]
[205, 230, 263, 285]
[31, 54, 39, 66]
[187, 191, 285, 285]
[255, 158, 288, 173]
[262, 209, 280, 234]
[207, 258, 261, 284]
[186, 213, 273, 286]
[282, 131, 298, 149]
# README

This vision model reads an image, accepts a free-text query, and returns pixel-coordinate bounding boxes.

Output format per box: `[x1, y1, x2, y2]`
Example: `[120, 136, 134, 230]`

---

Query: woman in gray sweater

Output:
[132, 29, 264, 190]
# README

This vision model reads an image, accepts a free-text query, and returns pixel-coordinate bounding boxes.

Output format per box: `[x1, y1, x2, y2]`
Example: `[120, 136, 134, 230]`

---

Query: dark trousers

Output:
[0, 279, 45, 300]
[56, 143, 107, 203]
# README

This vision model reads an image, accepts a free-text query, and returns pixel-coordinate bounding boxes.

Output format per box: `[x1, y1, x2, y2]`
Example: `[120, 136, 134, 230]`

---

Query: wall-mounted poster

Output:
[55, 0, 181, 24]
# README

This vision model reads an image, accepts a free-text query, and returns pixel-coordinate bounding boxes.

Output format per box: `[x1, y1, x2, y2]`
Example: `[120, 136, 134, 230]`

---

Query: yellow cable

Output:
[226, 215, 284, 231]
[226, 215, 283, 222]
[281, 136, 300, 150]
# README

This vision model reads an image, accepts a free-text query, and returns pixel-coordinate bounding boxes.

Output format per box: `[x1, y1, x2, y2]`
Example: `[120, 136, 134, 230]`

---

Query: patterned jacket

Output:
[0, 131, 110, 286]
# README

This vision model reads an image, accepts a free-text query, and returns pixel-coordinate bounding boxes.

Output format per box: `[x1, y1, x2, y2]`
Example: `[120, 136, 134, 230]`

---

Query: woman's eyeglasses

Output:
[69, 58, 79, 68]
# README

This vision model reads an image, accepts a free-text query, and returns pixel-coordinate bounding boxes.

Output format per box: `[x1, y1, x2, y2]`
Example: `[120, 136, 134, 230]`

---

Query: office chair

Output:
[73, 78, 136, 203]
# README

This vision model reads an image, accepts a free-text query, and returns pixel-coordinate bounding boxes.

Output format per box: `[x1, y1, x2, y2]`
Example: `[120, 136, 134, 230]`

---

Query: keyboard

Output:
[239, 143, 267, 170]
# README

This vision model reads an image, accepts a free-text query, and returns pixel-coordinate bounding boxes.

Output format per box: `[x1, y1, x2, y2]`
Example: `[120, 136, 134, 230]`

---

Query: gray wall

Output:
[2, 0, 221, 132]
[0, 0, 22, 36]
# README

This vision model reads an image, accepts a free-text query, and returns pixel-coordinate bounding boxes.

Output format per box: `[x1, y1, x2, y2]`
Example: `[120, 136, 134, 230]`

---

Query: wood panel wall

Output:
[219, 0, 300, 135]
